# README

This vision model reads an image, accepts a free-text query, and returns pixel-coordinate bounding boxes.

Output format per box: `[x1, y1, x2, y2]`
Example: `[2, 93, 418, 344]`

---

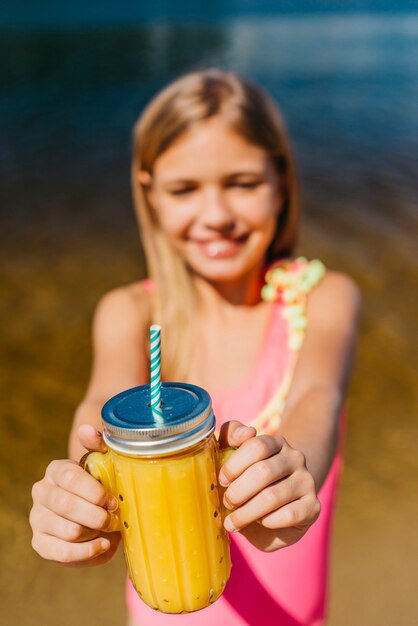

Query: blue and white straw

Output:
[150, 324, 164, 423]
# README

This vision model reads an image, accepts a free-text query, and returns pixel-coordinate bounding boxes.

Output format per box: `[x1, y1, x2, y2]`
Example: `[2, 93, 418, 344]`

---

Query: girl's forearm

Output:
[239, 386, 342, 552]
[279, 384, 343, 491]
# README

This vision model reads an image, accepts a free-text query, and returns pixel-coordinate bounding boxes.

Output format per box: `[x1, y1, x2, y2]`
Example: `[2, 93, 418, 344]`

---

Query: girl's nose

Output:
[200, 187, 235, 232]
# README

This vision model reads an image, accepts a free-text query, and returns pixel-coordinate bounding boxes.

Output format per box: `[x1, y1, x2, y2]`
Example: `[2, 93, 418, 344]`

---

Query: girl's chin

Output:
[187, 255, 256, 284]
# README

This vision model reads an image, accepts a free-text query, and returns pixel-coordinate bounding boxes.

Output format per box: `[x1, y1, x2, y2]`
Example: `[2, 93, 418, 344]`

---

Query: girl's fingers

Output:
[77, 424, 107, 453]
[222, 452, 298, 510]
[32, 532, 111, 564]
[44, 460, 118, 511]
[219, 434, 288, 487]
[223, 473, 307, 533]
[41, 485, 120, 532]
[218, 421, 257, 451]
[29, 505, 100, 543]
[258, 495, 321, 530]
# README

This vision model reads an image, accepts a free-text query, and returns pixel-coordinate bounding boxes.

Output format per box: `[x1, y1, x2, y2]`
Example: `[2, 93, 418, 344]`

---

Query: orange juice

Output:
[83, 383, 232, 613]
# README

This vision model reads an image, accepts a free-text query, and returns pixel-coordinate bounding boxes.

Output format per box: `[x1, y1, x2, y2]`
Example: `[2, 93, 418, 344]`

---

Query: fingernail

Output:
[235, 426, 249, 440]
[223, 494, 234, 510]
[100, 539, 110, 550]
[218, 471, 229, 487]
[224, 516, 237, 532]
[106, 496, 118, 512]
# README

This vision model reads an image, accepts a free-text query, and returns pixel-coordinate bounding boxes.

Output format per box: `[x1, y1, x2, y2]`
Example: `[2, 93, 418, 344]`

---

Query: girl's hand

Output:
[218, 421, 321, 552]
[30, 425, 121, 567]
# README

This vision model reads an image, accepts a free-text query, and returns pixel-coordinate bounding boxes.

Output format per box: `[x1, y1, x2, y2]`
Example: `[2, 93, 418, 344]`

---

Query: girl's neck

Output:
[194, 263, 264, 312]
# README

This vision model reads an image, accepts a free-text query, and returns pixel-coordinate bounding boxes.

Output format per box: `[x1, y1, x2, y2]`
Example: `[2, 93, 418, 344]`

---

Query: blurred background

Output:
[1, 1, 417, 625]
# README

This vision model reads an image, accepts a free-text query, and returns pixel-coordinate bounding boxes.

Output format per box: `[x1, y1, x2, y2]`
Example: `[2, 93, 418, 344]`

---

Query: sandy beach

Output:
[1, 180, 417, 625]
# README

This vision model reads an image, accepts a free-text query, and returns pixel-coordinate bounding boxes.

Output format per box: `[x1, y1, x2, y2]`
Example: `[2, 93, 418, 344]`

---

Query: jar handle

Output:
[217, 446, 235, 468]
[216, 445, 236, 521]
[80, 451, 118, 499]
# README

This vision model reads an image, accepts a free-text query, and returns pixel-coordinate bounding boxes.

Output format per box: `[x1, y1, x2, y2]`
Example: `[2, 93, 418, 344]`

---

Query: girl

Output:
[30, 68, 360, 626]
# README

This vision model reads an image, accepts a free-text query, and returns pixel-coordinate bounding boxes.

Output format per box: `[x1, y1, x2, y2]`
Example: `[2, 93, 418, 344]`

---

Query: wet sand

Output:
[1, 192, 417, 625]
[301, 202, 418, 625]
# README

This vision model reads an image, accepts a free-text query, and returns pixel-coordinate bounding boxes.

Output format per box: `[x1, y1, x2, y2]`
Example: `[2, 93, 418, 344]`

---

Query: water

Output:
[1, 14, 417, 235]
[1, 8, 418, 626]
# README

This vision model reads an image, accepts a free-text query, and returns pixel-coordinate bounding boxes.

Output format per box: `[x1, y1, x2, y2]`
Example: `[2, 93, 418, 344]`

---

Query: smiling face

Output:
[144, 116, 283, 284]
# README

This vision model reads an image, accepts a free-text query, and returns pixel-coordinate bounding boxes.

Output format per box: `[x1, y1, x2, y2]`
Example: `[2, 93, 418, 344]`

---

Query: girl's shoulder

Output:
[92, 279, 153, 345]
[261, 257, 361, 349]
[262, 256, 360, 305]
[314, 268, 361, 302]
[307, 269, 362, 331]
[81, 281, 153, 397]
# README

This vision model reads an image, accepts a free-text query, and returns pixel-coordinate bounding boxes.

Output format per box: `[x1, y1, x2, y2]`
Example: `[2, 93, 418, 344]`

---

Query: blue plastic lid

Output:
[101, 382, 215, 456]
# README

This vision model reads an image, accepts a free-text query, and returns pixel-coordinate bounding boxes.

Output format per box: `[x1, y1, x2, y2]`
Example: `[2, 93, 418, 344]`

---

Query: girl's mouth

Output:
[194, 235, 248, 259]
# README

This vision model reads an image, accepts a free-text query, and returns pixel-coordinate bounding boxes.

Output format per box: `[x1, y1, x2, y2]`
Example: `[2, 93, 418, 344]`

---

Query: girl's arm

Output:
[218, 272, 361, 552]
[30, 284, 150, 566]
[279, 271, 361, 488]
[69, 284, 150, 460]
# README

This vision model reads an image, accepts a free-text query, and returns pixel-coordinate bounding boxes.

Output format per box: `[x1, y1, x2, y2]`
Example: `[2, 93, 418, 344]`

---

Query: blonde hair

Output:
[132, 68, 299, 381]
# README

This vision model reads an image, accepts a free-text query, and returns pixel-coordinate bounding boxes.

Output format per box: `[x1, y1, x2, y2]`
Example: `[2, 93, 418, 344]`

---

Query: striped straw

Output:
[150, 324, 164, 423]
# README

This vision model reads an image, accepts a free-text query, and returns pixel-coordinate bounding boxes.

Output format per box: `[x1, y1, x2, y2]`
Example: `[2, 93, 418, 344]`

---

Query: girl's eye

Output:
[170, 188, 195, 196]
[231, 181, 261, 189]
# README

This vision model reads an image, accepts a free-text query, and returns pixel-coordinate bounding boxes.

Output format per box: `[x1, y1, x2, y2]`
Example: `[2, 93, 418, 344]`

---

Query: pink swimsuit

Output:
[127, 259, 344, 626]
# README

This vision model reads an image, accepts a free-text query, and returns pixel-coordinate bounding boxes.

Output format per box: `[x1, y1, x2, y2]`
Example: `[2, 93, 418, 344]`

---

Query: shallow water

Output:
[1, 9, 418, 625]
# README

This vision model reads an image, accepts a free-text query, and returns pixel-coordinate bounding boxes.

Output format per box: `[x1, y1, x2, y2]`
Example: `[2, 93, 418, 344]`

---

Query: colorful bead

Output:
[270, 268, 285, 285]
[261, 284, 277, 302]
[283, 288, 298, 303]
[289, 332, 304, 351]
[282, 304, 304, 319]
[267, 415, 280, 433]
[290, 316, 307, 330]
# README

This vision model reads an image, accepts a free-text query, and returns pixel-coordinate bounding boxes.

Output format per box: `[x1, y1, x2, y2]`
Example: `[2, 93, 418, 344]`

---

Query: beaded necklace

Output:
[249, 257, 326, 435]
